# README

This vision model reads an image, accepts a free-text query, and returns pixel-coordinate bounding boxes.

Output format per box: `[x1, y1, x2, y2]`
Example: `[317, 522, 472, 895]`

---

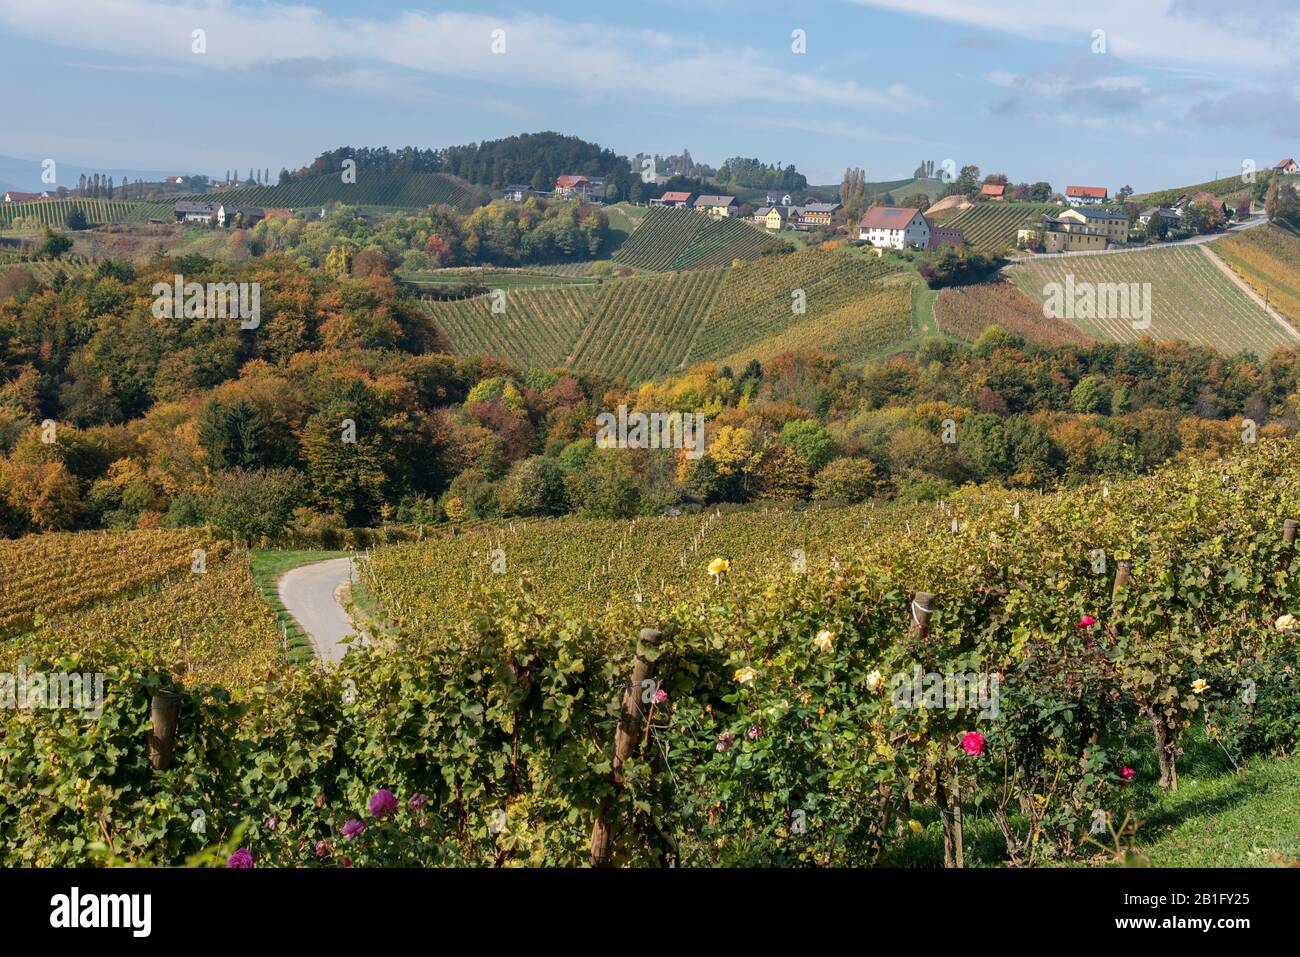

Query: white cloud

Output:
[849, 0, 1300, 70]
[0, 0, 928, 110]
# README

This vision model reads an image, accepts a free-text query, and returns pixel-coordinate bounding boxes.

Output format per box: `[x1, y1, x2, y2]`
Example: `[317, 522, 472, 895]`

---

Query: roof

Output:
[1066, 185, 1108, 198]
[801, 202, 839, 213]
[858, 206, 922, 229]
[980, 183, 1006, 196]
[659, 191, 692, 202]
[1274, 158, 1296, 168]
[694, 195, 737, 206]
[175, 201, 219, 213]
[555, 175, 589, 188]
[1067, 207, 1129, 220]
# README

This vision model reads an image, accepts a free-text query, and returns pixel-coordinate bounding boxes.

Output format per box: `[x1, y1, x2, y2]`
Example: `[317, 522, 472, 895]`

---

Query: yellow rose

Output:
[707, 558, 730, 577]
[734, 666, 758, 685]
[1275, 613, 1298, 633]
[813, 629, 834, 653]
[1191, 678, 1209, 695]
[865, 670, 885, 692]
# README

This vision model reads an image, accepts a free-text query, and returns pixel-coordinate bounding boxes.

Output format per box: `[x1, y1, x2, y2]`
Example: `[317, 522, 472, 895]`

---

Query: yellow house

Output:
[693, 195, 738, 218]
[1057, 207, 1130, 245]
[759, 206, 787, 230]
[1041, 218, 1107, 252]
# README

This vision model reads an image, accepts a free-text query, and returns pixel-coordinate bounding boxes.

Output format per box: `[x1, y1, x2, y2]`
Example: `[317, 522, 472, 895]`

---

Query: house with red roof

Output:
[1065, 185, 1108, 206]
[555, 175, 590, 198]
[980, 183, 1006, 201]
[650, 190, 693, 208]
[3, 190, 51, 203]
[857, 206, 930, 248]
[1274, 158, 1298, 175]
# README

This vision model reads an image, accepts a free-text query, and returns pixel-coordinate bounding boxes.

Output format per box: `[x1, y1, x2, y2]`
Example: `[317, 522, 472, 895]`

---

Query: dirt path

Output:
[1198, 243, 1300, 342]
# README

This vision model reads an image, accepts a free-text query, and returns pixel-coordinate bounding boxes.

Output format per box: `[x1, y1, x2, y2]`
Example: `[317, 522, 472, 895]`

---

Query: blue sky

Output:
[2, 0, 1298, 192]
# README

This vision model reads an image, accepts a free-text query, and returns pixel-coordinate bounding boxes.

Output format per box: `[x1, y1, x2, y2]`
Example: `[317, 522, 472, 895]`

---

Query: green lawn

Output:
[249, 549, 349, 664]
[882, 732, 1300, 868]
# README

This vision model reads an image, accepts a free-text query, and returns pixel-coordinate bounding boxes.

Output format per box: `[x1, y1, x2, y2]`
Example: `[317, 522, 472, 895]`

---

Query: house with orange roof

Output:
[1065, 184, 1108, 206]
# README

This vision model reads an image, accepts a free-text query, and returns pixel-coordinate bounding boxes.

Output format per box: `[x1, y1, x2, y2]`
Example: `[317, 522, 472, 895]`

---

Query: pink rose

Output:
[1119, 766, 1135, 786]
[961, 731, 985, 756]
[1078, 615, 1096, 628]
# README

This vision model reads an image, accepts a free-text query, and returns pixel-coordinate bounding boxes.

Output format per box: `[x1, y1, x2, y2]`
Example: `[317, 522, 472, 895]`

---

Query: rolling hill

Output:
[1006, 244, 1300, 356]
[613, 206, 780, 271]
[175, 170, 479, 211]
[1212, 224, 1300, 327]
[945, 202, 1056, 252]
[423, 245, 914, 380]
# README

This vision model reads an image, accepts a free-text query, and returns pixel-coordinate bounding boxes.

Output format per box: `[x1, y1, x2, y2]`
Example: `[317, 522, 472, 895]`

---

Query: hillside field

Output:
[176, 170, 478, 211]
[933, 280, 1093, 346]
[1213, 223, 1300, 327]
[1007, 244, 1300, 356]
[424, 245, 914, 380]
[613, 206, 780, 271]
[0, 198, 173, 228]
[945, 202, 1056, 252]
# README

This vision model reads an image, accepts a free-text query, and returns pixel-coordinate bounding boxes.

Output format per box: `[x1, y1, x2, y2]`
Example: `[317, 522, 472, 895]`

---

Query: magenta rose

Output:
[226, 848, 254, 869]
[341, 817, 366, 841]
[961, 731, 986, 756]
[369, 788, 398, 818]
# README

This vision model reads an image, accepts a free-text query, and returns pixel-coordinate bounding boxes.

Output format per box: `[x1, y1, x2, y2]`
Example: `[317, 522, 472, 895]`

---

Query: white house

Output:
[857, 206, 930, 248]
[1065, 185, 1108, 206]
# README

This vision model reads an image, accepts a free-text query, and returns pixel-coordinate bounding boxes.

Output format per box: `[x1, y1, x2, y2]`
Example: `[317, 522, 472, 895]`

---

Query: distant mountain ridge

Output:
[0, 154, 184, 192]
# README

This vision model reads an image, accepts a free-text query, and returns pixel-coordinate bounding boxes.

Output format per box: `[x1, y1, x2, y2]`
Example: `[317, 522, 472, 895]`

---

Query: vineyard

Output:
[0, 530, 228, 638]
[426, 283, 601, 368]
[5, 441, 1299, 866]
[0, 199, 173, 228]
[177, 171, 477, 212]
[945, 202, 1056, 252]
[685, 246, 902, 363]
[400, 267, 598, 290]
[613, 207, 779, 271]
[1008, 245, 1300, 355]
[716, 280, 914, 368]
[933, 280, 1094, 346]
[0, 255, 97, 283]
[1213, 224, 1300, 326]
[568, 268, 726, 380]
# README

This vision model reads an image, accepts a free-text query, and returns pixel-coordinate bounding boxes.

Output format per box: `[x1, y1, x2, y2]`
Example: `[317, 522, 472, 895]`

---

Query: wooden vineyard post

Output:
[148, 691, 182, 770]
[911, 592, 962, 867]
[590, 627, 661, 867]
[1111, 560, 1131, 609]
[1278, 520, 1297, 604]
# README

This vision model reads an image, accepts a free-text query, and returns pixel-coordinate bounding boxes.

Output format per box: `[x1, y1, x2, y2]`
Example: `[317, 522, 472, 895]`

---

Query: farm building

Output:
[796, 202, 840, 228]
[694, 195, 738, 218]
[1065, 185, 1108, 206]
[555, 176, 604, 201]
[174, 201, 265, 226]
[980, 184, 1006, 201]
[650, 191, 693, 208]
[857, 206, 929, 248]
[3, 191, 51, 202]
[928, 224, 965, 249]
[1274, 158, 1298, 175]
[1057, 206, 1130, 244]
[1138, 206, 1182, 227]
[753, 205, 792, 230]
[175, 201, 220, 223]
[1038, 217, 1107, 253]
[766, 191, 793, 206]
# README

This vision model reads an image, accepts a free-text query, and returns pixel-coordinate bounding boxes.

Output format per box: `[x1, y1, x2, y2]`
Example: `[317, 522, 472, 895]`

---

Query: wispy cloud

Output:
[0, 0, 928, 111]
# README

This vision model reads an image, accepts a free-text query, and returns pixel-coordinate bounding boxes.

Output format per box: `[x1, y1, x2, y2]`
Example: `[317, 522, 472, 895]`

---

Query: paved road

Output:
[277, 557, 360, 665]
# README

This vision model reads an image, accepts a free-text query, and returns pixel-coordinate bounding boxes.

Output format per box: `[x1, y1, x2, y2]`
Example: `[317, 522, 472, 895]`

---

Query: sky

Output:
[2, 0, 1299, 192]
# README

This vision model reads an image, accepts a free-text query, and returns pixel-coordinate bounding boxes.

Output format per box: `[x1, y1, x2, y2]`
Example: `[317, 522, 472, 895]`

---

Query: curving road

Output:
[277, 557, 361, 665]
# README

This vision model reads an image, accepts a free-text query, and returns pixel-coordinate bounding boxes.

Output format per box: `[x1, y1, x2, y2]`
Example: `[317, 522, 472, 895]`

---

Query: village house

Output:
[796, 201, 840, 229]
[857, 206, 930, 248]
[980, 183, 1006, 201]
[174, 201, 221, 223]
[218, 205, 265, 227]
[753, 205, 791, 230]
[554, 175, 588, 198]
[1057, 206, 1130, 244]
[766, 191, 793, 207]
[1180, 191, 1231, 220]
[1032, 216, 1108, 253]
[693, 195, 738, 218]
[1065, 185, 1108, 206]
[3, 190, 52, 202]
[1138, 205, 1183, 227]
[164, 176, 186, 186]
[1273, 158, 1298, 175]
[174, 201, 265, 227]
[649, 191, 693, 208]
